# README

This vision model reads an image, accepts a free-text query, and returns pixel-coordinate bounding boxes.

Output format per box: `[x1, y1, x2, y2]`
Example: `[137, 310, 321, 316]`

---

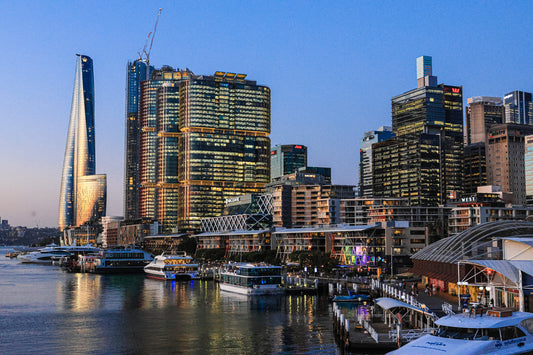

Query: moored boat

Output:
[18, 245, 100, 264]
[219, 262, 285, 296]
[144, 252, 199, 280]
[388, 308, 533, 355]
[87, 246, 153, 273]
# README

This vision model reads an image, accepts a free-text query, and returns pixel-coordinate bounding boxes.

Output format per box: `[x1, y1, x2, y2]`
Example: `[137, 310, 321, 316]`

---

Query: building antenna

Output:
[137, 8, 162, 68]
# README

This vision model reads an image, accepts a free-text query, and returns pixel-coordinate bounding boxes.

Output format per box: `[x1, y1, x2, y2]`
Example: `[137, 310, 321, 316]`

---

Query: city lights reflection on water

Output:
[0, 251, 342, 354]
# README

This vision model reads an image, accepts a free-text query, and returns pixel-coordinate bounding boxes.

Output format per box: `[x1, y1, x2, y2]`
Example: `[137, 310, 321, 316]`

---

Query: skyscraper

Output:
[525, 135, 533, 206]
[372, 56, 463, 205]
[124, 60, 153, 220]
[177, 71, 271, 232]
[270, 144, 307, 181]
[59, 55, 106, 231]
[504, 91, 533, 125]
[465, 96, 504, 146]
[131, 68, 271, 233]
[358, 126, 393, 197]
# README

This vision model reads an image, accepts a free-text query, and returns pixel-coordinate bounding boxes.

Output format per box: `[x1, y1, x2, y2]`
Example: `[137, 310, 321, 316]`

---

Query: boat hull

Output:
[219, 282, 285, 296]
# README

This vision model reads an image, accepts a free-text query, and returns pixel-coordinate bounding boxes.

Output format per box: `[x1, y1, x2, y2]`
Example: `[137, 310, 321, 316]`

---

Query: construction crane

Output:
[137, 8, 162, 66]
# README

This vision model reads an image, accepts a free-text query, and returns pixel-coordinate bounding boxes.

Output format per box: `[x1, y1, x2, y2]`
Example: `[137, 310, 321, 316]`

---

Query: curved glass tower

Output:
[59, 55, 97, 231]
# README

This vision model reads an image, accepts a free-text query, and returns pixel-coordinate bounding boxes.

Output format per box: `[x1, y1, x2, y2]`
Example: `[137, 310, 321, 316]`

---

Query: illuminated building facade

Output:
[504, 91, 533, 125]
[76, 174, 106, 227]
[358, 126, 393, 197]
[270, 144, 307, 181]
[133, 69, 271, 233]
[138, 67, 193, 233]
[372, 56, 463, 205]
[178, 72, 271, 232]
[124, 60, 153, 220]
[59, 55, 106, 230]
[526, 135, 533, 206]
[463, 142, 486, 194]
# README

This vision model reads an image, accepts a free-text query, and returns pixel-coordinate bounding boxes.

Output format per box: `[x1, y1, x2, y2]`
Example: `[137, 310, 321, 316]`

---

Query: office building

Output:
[298, 166, 332, 184]
[504, 91, 533, 125]
[373, 56, 463, 205]
[486, 124, 533, 205]
[177, 71, 271, 232]
[358, 126, 393, 197]
[465, 96, 504, 146]
[270, 144, 307, 181]
[59, 55, 106, 231]
[124, 60, 153, 220]
[463, 142, 486, 195]
[525, 135, 533, 206]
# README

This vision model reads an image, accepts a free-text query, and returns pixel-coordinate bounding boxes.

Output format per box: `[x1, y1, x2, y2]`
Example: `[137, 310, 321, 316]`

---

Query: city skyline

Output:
[1, 1, 532, 227]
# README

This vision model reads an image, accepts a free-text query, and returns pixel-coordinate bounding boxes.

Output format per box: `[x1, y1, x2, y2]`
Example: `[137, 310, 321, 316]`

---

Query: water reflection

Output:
[0, 253, 339, 354]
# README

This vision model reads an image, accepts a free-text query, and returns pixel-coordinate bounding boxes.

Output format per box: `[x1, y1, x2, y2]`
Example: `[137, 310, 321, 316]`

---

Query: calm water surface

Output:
[0, 248, 345, 354]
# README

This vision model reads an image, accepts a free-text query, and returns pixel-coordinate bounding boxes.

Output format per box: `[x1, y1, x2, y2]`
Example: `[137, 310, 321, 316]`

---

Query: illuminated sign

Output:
[294, 145, 303, 149]
[452, 88, 460, 93]
[225, 197, 240, 204]
[271, 151, 276, 155]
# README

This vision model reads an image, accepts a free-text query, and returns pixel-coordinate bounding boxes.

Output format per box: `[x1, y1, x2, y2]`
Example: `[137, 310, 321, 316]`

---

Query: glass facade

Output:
[76, 174, 107, 226]
[178, 75, 271, 231]
[270, 144, 307, 181]
[124, 60, 153, 220]
[134, 70, 271, 233]
[378, 80, 464, 205]
[358, 127, 393, 197]
[504, 91, 533, 125]
[526, 136, 533, 206]
[59, 55, 100, 230]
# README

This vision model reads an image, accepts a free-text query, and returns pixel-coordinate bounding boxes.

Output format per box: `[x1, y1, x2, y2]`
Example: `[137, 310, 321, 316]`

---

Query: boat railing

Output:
[388, 328, 435, 343]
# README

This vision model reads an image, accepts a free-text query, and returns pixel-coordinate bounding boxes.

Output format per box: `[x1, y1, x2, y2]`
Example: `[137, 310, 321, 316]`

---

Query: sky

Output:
[1, 1, 532, 228]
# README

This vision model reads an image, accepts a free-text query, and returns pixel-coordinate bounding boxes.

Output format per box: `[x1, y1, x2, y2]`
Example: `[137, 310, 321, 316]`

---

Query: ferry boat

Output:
[144, 252, 199, 280]
[388, 308, 533, 355]
[18, 245, 99, 264]
[88, 246, 153, 273]
[219, 263, 285, 296]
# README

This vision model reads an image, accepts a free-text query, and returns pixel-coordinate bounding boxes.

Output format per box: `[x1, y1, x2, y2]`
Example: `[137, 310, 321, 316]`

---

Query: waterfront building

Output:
[270, 144, 307, 181]
[411, 221, 533, 312]
[448, 204, 533, 236]
[119, 218, 159, 246]
[358, 126, 394, 197]
[504, 90, 533, 125]
[101, 216, 123, 247]
[131, 67, 271, 233]
[142, 233, 189, 255]
[526, 135, 533, 206]
[177, 71, 271, 232]
[373, 56, 463, 205]
[486, 123, 533, 205]
[339, 197, 449, 231]
[59, 54, 106, 231]
[268, 171, 355, 228]
[124, 60, 153, 220]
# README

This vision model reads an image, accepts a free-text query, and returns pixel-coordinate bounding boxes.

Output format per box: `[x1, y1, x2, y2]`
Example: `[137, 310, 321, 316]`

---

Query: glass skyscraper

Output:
[270, 144, 307, 181]
[130, 68, 270, 233]
[504, 91, 533, 125]
[59, 55, 106, 231]
[124, 60, 153, 220]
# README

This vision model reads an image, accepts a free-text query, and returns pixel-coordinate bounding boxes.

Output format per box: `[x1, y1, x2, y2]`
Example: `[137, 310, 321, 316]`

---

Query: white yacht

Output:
[18, 245, 99, 264]
[144, 252, 199, 280]
[219, 263, 285, 296]
[388, 308, 533, 355]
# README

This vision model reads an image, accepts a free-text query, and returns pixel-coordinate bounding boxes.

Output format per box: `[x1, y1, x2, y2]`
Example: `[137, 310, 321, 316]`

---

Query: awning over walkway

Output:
[463, 260, 520, 284]
[375, 297, 424, 313]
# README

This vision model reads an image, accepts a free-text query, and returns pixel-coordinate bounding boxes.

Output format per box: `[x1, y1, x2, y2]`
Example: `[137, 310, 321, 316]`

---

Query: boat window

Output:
[500, 326, 526, 340]
[435, 326, 496, 340]
[520, 318, 533, 335]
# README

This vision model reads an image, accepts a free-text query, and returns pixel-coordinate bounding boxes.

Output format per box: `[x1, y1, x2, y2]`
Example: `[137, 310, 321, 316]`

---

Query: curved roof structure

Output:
[412, 221, 533, 263]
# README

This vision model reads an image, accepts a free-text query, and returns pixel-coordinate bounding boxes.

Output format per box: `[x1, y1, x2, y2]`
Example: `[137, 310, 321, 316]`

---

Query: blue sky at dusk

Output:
[1, 1, 532, 227]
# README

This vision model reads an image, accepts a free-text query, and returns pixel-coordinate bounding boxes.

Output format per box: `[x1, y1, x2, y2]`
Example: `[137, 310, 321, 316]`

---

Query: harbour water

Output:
[0, 248, 345, 354]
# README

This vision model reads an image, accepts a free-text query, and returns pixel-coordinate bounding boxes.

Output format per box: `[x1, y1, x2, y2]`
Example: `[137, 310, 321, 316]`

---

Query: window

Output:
[500, 326, 526, 340]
